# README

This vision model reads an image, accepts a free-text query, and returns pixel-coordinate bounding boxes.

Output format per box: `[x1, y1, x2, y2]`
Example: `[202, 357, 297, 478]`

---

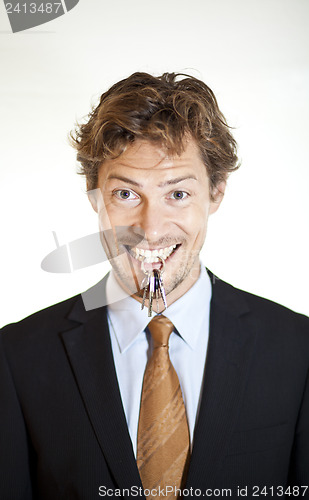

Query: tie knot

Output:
[147, 315, 174, 347]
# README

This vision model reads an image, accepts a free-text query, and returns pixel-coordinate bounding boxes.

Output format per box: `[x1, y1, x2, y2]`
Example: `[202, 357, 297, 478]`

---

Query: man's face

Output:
[91, 138, 224, 307]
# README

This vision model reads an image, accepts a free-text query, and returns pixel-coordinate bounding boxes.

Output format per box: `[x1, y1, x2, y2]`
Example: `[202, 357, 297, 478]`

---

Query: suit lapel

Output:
[186, 272, 258, 488]
[60, 278, 143, 490]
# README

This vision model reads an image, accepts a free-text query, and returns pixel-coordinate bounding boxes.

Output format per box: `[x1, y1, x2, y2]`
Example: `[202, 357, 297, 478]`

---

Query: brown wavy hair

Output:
[70, 72, 240, 199]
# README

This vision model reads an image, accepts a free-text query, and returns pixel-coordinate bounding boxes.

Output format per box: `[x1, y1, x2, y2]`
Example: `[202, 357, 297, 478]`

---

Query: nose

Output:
[136, 199, 168, 242]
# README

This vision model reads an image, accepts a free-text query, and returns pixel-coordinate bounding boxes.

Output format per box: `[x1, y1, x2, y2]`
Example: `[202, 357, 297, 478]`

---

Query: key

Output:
[154, 270, 160, 314]
[148, 272, 155, 317]
[154, 270, 160, 291]
[156, 288, 160, 313]
[141, 276, 149, 289]
[141, 273, 150, 311]
[158, 274, 167, 310]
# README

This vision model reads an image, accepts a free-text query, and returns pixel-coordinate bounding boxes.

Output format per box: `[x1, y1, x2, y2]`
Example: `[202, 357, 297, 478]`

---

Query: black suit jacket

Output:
[1, 271, 309, 499]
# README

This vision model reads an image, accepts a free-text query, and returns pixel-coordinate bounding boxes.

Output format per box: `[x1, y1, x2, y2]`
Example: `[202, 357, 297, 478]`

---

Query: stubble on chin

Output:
[111, 254, 142, 297]
[163, 249, 201, 296]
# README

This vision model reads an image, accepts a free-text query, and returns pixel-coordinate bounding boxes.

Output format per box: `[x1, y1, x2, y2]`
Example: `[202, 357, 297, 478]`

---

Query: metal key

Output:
[148, 272, 156, 317]
[154, 270, 160, 313]
[141, 273, 150, 311]
[158, 274, 167, 310]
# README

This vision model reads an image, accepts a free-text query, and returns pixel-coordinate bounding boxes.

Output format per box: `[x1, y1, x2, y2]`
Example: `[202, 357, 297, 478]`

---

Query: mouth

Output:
[126, 244, 180, 264]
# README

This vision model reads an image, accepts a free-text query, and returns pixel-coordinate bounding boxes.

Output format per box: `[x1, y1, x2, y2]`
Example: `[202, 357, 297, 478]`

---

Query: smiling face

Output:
[91, 137, 225, 309]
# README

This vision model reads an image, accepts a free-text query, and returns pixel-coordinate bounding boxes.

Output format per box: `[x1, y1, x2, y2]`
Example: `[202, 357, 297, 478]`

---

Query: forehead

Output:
[98, 138, 207, 183]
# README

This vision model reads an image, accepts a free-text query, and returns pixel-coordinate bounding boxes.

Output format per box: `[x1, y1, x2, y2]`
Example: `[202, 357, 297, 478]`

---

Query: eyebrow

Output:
[159, 175, 198, 187]
[106, 174, 198, 188]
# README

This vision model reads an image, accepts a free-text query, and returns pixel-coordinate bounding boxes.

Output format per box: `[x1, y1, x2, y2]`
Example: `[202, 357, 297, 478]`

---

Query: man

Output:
[1, 72, 308, 499]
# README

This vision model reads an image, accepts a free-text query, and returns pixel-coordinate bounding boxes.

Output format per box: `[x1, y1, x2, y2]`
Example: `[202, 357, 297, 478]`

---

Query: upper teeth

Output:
[131, 245, 177, 263]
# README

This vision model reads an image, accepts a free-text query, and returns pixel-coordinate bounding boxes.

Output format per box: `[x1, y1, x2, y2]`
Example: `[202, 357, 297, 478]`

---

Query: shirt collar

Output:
[106, 264, 212, 353]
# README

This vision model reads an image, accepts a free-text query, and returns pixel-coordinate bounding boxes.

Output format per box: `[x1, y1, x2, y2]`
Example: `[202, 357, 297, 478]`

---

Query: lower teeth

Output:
[144, 257, 159, 263]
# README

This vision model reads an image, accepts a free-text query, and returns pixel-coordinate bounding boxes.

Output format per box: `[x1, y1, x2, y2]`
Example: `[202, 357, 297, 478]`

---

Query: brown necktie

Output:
[137, 315, 190, 499]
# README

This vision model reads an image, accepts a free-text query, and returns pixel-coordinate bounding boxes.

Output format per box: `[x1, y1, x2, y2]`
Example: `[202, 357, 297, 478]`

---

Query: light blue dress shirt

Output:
[106, 265, 212, 456]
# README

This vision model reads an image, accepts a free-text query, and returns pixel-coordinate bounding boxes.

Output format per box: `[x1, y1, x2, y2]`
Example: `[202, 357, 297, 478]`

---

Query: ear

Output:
[209, 181, 226, 215]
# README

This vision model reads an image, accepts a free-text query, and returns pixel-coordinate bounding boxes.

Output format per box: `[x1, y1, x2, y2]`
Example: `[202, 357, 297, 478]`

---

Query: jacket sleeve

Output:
[0, 332, 34, 500]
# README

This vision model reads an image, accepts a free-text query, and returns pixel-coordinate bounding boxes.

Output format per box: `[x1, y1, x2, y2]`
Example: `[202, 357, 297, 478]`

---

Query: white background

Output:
[0, 0, 308, 327]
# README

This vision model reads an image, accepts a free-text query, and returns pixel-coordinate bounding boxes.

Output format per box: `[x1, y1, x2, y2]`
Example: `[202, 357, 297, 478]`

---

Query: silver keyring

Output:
[141, 256, 165, 275]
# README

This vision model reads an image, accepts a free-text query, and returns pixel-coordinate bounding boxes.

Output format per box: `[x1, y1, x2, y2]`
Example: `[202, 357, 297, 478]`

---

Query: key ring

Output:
[141, 256, 165, 275]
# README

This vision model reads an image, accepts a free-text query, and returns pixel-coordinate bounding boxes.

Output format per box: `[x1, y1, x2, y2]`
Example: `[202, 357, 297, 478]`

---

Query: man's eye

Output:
[114, 189, 138, 200]
[171, 191, 188, 200]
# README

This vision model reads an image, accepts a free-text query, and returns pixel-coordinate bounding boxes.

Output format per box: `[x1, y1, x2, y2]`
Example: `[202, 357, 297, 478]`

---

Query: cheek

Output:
[178, 203, 210, 237]
[102, 194, 136, 223]
[98, 209, 112, 231]
[97, 197, 127, 230]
